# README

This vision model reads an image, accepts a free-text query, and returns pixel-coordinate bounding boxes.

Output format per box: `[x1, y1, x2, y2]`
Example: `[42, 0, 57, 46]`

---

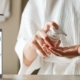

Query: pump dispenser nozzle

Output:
[47, 26, 67, 42]
[50, 26, 67, 36]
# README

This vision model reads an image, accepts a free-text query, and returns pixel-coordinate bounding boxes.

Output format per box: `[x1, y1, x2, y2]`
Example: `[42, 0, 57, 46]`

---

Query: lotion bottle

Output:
[36, 26, 67, 57]
[47, 26, 67, 47]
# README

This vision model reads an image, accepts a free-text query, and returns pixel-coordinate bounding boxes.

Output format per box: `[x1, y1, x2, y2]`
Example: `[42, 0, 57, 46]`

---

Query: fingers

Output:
[35, 21, 59, 49]
[32, 35, 52, 57]
[44, 35, 54, 47]
[31, 21, 60, 57]
[49, 47, 77, 57]
[49, 47, 62, 56]
[43, 47, 51, 56]
[37, 30, 54, 47]
[55, 40, 61, 47]
[43, 21, 58, 32]
[43, 44, 51, 55]
[50, 48, 69, 56]
[31, 38, 47, 57]
[35, 35, 44, 47]
[43, 44, 49, 48]
[56, 47, 69, 50]
[35, 36, 50, 55]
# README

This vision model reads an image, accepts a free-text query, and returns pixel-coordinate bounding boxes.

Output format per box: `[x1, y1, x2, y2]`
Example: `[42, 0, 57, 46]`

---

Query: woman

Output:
[15, 0, 80, 75]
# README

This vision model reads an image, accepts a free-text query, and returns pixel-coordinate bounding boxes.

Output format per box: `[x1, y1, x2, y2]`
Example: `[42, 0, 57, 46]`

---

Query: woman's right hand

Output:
[29, 21, 59, 57]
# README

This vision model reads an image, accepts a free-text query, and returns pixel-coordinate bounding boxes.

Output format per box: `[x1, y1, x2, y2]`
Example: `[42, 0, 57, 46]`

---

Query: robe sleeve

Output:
[15, 0, 45, 74]
[15, 14, 42, 74]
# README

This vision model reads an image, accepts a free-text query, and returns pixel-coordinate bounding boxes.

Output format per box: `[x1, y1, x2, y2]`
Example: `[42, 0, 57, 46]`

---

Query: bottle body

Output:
[36, 26, 67, 57]
[47, 30, 60, 47]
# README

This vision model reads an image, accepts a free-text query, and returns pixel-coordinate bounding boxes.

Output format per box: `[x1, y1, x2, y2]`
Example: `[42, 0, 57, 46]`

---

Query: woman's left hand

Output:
[48, 45, 80, 58]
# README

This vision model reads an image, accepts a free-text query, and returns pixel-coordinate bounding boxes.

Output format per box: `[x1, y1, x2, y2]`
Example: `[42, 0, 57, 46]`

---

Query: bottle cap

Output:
[50, 26, 67, 36]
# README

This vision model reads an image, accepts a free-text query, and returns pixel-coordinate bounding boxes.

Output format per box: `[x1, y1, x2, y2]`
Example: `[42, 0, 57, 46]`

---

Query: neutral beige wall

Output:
[0, 0, 22, 74]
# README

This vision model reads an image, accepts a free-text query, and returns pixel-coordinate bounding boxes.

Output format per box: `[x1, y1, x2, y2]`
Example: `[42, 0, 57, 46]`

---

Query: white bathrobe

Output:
[15, 0, 80, 75]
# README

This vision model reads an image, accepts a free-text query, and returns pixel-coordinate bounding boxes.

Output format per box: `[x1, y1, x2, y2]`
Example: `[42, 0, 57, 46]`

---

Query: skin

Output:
[48, 45, 80, 58]
[23, 21, 80, 66]
[23, 21, 60, 66]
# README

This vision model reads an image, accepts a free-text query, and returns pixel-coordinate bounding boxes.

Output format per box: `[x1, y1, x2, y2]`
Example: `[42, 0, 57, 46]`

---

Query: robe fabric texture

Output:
[15, 0, 80, 75]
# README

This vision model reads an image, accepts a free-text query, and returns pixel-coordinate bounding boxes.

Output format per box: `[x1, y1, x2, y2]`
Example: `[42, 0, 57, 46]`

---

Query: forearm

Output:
[23, 41, 38, 66]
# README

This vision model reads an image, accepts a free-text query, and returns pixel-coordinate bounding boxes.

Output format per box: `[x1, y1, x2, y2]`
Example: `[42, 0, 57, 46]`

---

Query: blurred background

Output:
[0, 0, 28, 74]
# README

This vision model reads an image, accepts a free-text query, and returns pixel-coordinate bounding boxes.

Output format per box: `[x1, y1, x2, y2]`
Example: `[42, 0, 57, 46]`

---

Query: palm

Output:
[48, 45, 80, 58]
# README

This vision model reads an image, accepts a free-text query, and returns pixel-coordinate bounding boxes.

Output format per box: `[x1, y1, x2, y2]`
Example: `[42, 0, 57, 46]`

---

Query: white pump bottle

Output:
[36, 26, 67, 57]
[47, 26, 67, 47]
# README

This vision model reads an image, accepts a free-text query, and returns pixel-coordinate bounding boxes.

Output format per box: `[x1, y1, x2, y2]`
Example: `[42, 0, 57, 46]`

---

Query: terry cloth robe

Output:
[15, 0, 80, 75]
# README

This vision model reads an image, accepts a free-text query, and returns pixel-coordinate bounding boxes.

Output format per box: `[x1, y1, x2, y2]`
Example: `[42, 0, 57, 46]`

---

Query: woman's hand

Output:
[29, 21, 59, 57]
[48, 45, 80, 58]
[23, 21, 61, 66]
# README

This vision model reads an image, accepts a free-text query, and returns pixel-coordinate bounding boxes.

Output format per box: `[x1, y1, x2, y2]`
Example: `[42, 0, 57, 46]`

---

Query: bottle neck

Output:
[50, 34, 60, 41]
[47, 30, 60, 41]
